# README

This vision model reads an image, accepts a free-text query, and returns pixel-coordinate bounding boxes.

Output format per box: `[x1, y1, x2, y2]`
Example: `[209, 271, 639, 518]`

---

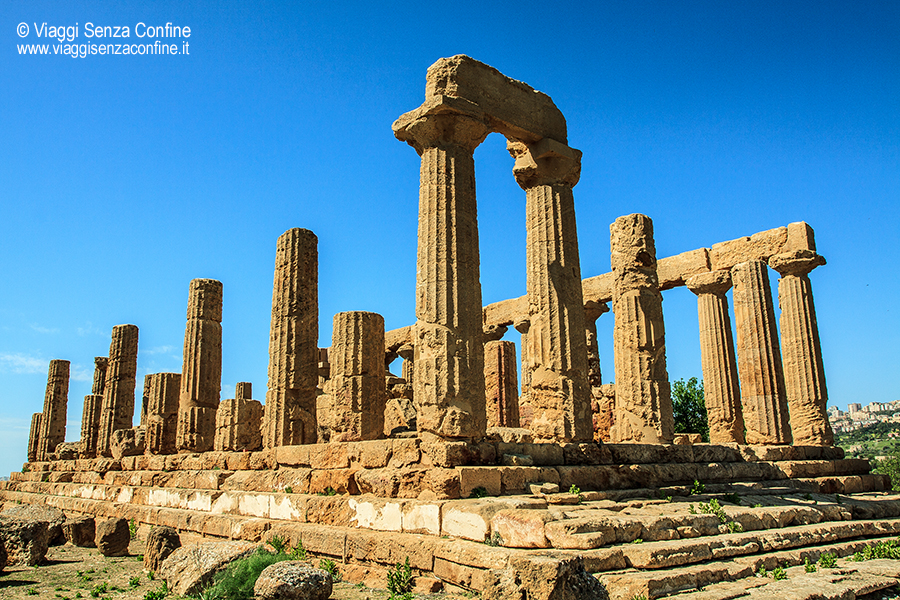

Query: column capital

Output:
[482, 323, 508, 343]
[94, 356, 108, 369]
[393, 102, 491, 155]
[769, 249, 826, 277]
[509, 138, 581, 190]
[686, 269, 732, 296]
[584, 300, 610, 322]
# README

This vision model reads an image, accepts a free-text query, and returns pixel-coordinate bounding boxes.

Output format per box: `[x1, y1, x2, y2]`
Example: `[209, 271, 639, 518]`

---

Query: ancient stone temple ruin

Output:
[3, 55, 896, 600]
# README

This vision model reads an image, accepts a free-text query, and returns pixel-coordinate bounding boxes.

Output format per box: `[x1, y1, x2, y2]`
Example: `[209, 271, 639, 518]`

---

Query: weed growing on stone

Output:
[317, 486, 338, 496]
[485, 531, 504, 547]
[850, 539, 900, 561]
[147, 571, 155, 580]
[27, 589, 38, 596]
[628, 595, 648, 600]
[688, 504, 697, 514]
[818, 552, 838, 568]
[89, 582, 108, 598]
[726, 521, 744, 533]
[22, 465, 29, 473]
[629, 538, 643, 544]
[756, 564, 767, 578]
[128, 518, 137, 540]
[267, 534, 288, 554]
[283, 486, 293, 494]
[319, 558, 340, 581]
[723, 492, 741, 505]
[772, 566, 787, 580]
[289, 540, 307, 560]
[752, 503, 763, 508]
[804, 557, 817, 572]
[690, 480, 705, 495]
[469, 486, 489, 498]
[387, 557, 414, 599]
[129, 575, 141, 588]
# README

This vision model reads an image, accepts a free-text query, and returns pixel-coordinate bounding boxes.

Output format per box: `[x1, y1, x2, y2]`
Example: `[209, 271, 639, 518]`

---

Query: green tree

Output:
[672, 377, 709, 442]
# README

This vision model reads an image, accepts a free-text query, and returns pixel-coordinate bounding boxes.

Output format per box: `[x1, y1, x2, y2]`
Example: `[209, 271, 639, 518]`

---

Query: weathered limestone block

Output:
[80, 393, 103, 458]
[215, 395, 263, 451]
[111, 426, 145, 459]
[38, 359, 70, 462]
[609, 214, 673, 443]
[326, 311, 386, 442]
[484, 340, 520, 429]
[0, 516, 49, 566]
[52, 441, 80, 460]
[146, 373, 181, 455]
[27, 412, 42, 463]
[731, 260, 791, 445]
[770, 249, 834, 446]
[3, 504, 66, 546]
[63, 515, 95, 547]
[177, 278, 223, 453]
[98, 324, 139, 457]
[511, 139, 592, 442]
[95, 517, 130, 556]
[686, 270, 745, 444]
[394, 106, 489, 440]
[92, 356, 108, 395]
[160, 540, 259, 596]
[263, 228, 319, 447]
[144, 525, 181, 572]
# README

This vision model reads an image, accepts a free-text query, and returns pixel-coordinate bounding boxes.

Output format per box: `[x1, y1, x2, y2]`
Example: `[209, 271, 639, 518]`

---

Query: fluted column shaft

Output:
[328, 311, 386, 441]
[686, 270, 744, 444]
[770, 250, 834, 446]
[27, 413, 42, 463]
[98, 324, 139, 457]
[263, 228, 319, 447]
[80, 394, 103, 458]
[609, 214, 674, 443]
[511, 140, 591, 441]
[484, 340, 520, 428]
[177, 279, 223, 453]
[731, 260, 791, 445]
[396, 111, 490, 440]
[38, 359, 69, 461]
[146, 373, 181, 455]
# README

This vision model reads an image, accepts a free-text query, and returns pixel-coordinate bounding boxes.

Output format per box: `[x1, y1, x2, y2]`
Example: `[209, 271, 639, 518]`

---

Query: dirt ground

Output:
[0, 540, 477, 600]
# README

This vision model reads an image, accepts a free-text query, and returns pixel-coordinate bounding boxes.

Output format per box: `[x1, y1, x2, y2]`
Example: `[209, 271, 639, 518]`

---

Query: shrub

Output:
[319, 558, 340, 581]
[128, 518, 138, 540]
[772, 566, 787, 580]
[387, 557, 413, 597]
[469, 486, 489, 499]
[202, 547, 290, 600]
[267, 535, 287, 554]
[690, 480, 705, 495]
[818, 552, 837, 568]
[804, 557, 817, 572]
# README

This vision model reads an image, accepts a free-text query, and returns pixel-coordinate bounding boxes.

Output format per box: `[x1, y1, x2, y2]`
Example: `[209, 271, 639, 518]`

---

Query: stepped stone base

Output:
[2, 442, 897, 599]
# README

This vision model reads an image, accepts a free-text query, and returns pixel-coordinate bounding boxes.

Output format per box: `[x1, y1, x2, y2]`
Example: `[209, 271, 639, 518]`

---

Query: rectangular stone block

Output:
[401, 501, 442, 536]
[520, 443, 564, 466]
[389, 438, 421, 468]
[458, 467, 502, 498]
[308, 444, 350, 469]
[348, 440, 393, 469]
[274, 445, 312, 467]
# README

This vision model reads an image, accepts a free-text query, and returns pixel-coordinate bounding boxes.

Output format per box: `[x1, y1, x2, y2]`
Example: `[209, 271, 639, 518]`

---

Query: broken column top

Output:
[187, 279, 223, 322]
[395, 54, 568, 147]
[611, 213, 659, 289]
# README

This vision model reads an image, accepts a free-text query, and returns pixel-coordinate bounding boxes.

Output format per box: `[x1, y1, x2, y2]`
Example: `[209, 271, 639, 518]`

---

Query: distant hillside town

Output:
[828, 400, 900, 434]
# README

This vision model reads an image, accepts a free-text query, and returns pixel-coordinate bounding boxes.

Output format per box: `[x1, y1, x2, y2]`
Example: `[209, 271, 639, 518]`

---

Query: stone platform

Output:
[3, 441, 898, 599]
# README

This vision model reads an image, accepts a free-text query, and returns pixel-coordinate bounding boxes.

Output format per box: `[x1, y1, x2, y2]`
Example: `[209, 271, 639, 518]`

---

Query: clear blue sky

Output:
[2, 1, 898, 477]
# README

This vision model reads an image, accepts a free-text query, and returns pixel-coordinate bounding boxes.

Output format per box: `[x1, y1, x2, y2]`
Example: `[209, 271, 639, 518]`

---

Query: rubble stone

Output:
[96, 517, 130, 556]
[62, 515, 95, 547]
[254, 560, 333, 600]
[144, 525, 181, 572]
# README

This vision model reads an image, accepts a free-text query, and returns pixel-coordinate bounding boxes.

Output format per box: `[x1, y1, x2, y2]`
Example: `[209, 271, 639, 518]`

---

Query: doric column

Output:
[327, 311, 386, 441]
[609, 214, 674, 443]
[584, 300, 610, 388]
[770, 249, 834, 446]
[397, 344, 414, 383]
[80, 394, 103, 458]
[139, 375, 151, 428]
[38, 359, 70, 461]
[514, 318, 533, 428]
[145, 373, 181, 455]
[685, 270, 745, 444]
[27, 413, 43, 462]
[176, 279, 223, 453]
[484, 340, 520, 429]
[236, 382, 252, 400]
[214, 386, 263, 452]
[731, 260, 791, 445]
[394, 109, 490, 440]
[510, 139, 592, 442]
[98, 324, 139, 457]
[263, 228, 319, 447]
[92, 357, 108, 395]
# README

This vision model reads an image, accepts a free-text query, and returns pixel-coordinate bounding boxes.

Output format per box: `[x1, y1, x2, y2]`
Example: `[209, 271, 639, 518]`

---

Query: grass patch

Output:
[200, 547, 295, 600]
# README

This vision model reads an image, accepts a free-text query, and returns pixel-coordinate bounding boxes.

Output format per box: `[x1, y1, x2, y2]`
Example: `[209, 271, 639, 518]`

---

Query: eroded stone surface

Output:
[80, 394, 103, 458]
[484, 340, 520, 429]
[146, 373, 181, 455]
[215, 395, 263, 451]
[254, 560, 333, 600]
[38, 359, 69, 462]
[95, 517, 130, 556]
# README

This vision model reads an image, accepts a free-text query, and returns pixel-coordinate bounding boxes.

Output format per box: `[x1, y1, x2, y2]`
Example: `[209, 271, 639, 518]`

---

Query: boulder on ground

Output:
[63, 515, 95, 547]
[0, 515, 49, 565]
[254, 560, 333, 600]
[159, 540, 258, 596]
[483, 555, 609, 600]
[96, 517, 130, 556]
[110, 427, 145, 459]
[2, 504, 66, 545]
[144, 525, 181, 572]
